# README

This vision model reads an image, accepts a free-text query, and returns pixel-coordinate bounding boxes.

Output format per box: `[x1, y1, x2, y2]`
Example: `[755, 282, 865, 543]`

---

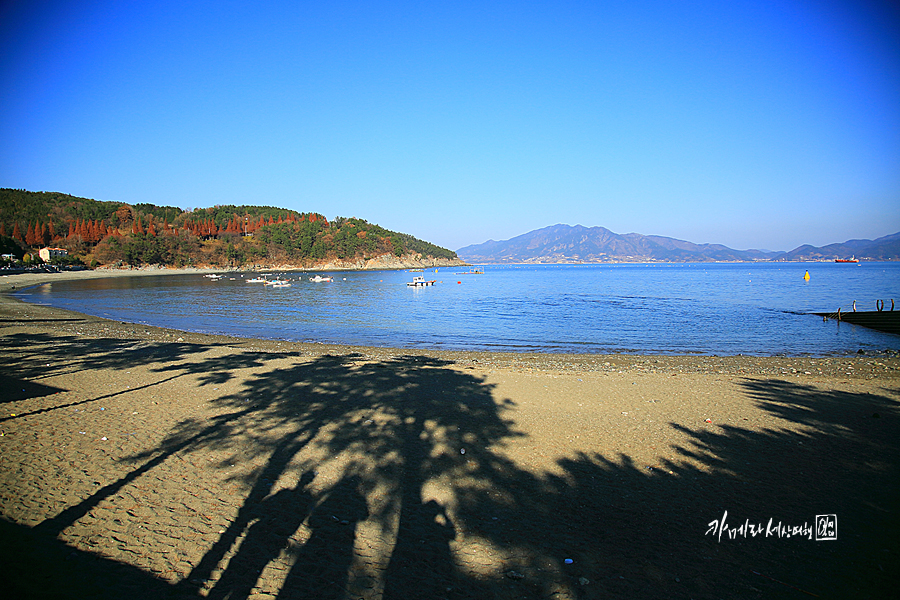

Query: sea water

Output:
[15, 262, 900, 356]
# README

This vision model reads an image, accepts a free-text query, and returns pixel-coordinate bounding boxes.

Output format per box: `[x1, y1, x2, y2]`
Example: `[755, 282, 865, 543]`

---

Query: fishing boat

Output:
[407, 276, 436, 287]
[270, 282, 292, 288]
[456, 267, 485, 274]
[309, 275, 333, 282]
[246, 276, 268, 283]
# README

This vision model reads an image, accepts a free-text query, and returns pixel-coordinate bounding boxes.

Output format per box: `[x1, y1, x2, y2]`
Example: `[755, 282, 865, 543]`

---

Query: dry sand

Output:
[1, 270, 898, 599]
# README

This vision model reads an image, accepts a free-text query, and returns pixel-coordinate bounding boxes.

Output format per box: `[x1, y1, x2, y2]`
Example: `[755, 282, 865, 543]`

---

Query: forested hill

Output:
[0, 189, 458, 268]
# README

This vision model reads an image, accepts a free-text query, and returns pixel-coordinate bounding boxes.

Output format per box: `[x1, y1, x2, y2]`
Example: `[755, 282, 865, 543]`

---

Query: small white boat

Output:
[204, 274, 223, 279]
[246, 276, 267, 283]
[270, 282, 292, 288]
[265, 278, 291, 286]
[309, 275, 333, 282]
[407, 276, 436, 287]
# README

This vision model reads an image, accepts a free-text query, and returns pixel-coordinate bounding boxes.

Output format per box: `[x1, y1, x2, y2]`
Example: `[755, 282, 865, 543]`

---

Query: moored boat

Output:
[407, 276, 436, 287]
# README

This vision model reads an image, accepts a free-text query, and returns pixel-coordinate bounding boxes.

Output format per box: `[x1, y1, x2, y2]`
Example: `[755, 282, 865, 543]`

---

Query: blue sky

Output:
[1, 0, 898, 252]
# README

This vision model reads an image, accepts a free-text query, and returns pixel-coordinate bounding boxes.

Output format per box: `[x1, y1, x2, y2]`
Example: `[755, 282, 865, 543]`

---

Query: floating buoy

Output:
[803, 270, 810, 281]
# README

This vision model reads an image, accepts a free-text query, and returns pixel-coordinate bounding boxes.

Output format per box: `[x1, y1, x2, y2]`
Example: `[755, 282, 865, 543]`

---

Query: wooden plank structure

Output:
[815, 300, 900, 336]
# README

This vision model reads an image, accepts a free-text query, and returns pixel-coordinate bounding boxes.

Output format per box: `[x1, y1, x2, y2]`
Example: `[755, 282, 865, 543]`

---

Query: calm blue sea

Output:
[15, 262, 900, 356]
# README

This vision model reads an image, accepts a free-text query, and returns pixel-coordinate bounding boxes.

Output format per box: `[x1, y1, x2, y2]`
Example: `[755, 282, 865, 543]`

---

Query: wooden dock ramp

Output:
[814, 310, 900, 336]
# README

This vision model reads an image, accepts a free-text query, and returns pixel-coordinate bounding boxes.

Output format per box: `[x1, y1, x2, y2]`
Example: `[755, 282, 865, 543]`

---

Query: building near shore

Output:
[39, 247, 68, 262]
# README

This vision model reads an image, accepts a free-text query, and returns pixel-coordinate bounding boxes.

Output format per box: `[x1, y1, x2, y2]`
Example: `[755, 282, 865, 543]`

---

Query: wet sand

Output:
[1, 270, 899, 599]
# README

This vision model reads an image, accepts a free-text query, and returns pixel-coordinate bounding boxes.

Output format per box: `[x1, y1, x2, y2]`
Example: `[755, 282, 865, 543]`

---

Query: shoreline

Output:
[2, 268, 899, 374]
[2, 268, 899, 598]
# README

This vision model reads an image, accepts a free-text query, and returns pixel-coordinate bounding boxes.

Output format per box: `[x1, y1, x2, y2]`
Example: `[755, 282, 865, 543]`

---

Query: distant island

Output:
[0, 189, 462, 270]
[457, 224, 900, 264]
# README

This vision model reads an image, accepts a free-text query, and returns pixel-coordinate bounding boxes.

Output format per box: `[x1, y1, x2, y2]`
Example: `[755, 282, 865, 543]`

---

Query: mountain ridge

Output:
[457, 224, 900, 263]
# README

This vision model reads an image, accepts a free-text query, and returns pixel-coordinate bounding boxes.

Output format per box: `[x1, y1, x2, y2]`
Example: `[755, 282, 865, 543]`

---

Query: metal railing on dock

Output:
[815, 299, 899, 336]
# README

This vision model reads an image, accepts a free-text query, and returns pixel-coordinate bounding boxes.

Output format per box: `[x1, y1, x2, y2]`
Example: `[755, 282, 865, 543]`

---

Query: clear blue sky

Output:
[1, 0, 898, 252]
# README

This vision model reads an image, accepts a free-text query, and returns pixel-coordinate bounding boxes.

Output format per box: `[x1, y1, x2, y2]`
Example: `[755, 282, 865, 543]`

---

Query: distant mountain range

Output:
[456, 224, 900, 263]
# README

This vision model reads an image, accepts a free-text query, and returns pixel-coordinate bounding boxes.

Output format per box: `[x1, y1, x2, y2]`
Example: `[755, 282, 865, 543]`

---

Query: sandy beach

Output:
[1, 270, 898, 599]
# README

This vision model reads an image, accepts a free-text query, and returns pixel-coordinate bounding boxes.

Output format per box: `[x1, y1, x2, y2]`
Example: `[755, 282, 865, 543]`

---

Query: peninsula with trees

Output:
[0, 189, 462, 270]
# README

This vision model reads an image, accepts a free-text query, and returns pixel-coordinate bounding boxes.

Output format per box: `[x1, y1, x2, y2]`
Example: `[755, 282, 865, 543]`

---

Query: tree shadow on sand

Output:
[152, 352, 524, 599]
[5, 340, 899, 599]
[446, 377, 900, 599]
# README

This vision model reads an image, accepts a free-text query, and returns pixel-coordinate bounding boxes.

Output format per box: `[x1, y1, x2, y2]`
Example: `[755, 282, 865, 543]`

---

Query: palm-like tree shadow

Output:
[161, 353, 521, 598]
[11, 337, 899, 600]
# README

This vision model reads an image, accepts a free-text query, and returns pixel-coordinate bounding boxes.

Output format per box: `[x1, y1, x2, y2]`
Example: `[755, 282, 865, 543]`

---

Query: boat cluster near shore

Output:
[206, 270, 444, 288]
